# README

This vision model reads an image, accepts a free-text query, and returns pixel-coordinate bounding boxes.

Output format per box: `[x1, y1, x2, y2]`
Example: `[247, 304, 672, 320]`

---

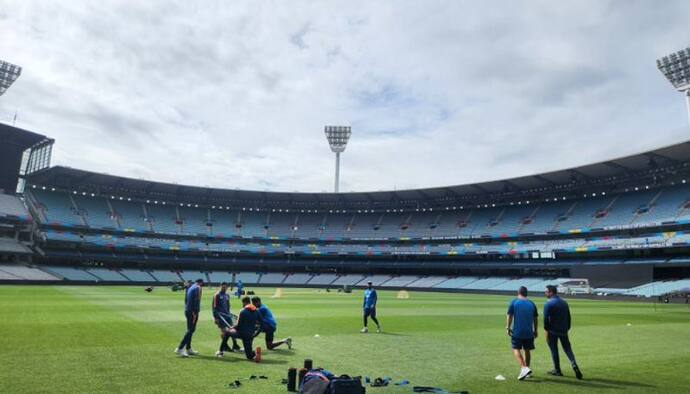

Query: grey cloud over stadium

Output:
[0, 0, 689, 193]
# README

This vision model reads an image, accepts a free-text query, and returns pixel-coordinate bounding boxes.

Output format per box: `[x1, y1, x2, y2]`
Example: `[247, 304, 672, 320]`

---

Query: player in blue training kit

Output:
[251, 296, 292, 350]
[506, 286, 538, 380]
[175, 278, 204, 357]
[212, 282, 241, 357]
[544, 285, 583, 380]
[361, 281, 381, 333]
[235, 279, 244, 299]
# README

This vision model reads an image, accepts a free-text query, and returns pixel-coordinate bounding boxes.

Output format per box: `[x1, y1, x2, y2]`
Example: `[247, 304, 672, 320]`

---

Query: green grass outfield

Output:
[1, 285, 689, 393]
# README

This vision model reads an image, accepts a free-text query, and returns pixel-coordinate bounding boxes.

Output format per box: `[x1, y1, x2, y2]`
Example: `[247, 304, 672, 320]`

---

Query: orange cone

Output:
[255, 346, 262, 363]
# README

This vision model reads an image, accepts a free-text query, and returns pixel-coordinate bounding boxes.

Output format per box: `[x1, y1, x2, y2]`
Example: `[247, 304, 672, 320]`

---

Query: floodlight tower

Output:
[657, 47, 690, 127]
[324, 125, 352, 193]
[0, 60, 22, 96]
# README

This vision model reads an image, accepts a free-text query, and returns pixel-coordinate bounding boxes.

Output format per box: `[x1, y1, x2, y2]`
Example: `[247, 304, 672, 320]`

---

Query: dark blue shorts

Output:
[511, 336, 535, 350]
[215, 313, 233, 329]
[364, 307, 377, 318]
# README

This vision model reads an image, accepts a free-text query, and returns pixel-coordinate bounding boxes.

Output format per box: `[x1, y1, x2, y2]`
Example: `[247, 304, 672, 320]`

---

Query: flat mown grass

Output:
[1, 285, 689, 393]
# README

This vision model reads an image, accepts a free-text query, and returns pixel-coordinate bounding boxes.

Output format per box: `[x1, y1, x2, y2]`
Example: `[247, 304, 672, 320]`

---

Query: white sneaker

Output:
[286, 337, 293, 350]
[215, 351, 224, 358]
[175, 348, 189, 357]
[360, 327, 368, 333]
[376, 326, 382, 333]
[187, 348, 199, 356]
[518, 367, 532, 381]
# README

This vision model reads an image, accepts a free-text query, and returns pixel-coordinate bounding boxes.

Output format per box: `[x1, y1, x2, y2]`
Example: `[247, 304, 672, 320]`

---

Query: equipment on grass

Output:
[396, 290, 409, 299]
[304, 359, 313, 370]
[273, 288, 284, 298]
[288, 368, 298, 392]
[328, 375, 365, 394]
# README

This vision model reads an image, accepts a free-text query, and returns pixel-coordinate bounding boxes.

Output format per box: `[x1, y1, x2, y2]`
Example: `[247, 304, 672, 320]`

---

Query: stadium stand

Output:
[3, 125, 689, 298]
[235, 272, 261, 285]
[85, 268, 128, 281]
[307, 274, 338, 286]
[43, 266, 98, 281]
[27, 184, 690, 240]
[407, 276, 449, 288]
[149, 270, 182, 282]
[207, 271, 234, 284]
[0, 194, 30, 221]
[259, 272, 287, 285]
[119, 269, 156, 282]
[0, 265, 59, 280]
[332, 274, 367, 286]
[283, 273, 314, 285]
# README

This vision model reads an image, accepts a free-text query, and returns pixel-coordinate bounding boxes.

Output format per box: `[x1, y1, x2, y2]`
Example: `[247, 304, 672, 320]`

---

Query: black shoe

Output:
[573, 366, 583, 380]
[547, 370, 563, 377]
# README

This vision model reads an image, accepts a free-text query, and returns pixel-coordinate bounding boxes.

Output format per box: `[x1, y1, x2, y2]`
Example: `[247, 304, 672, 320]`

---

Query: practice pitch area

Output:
[0, 286, 688, 393]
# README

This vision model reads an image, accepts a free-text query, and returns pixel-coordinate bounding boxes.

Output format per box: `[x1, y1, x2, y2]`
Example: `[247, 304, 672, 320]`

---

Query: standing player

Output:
[251, 296, 292, 350]
[506, 286, 538, 380]
[212, 282, 241, 357]
[229, 296, 262, 362]
[544, 285, 583, 379]
[361, 281, 381, 333]
[235, 279, 244, 299]
[175, 278, 204, 357]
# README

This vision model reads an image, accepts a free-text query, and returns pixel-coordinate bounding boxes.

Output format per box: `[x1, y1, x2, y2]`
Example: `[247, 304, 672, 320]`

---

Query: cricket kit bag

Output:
[300, 369, 334, 394]
[328, 375, 365, 394]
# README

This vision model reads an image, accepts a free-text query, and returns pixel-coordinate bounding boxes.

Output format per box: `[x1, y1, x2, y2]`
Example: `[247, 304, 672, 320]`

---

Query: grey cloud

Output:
[1, 0, 689, 193]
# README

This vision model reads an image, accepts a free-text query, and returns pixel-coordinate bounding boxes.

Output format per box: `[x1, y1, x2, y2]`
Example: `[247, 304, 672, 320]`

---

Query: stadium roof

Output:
[0, 123, 54, 194]
[26, 140, 690, 209]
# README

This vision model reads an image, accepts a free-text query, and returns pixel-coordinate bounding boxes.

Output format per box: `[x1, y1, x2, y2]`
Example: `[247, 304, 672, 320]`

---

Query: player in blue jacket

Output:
[228, 296, 262, 362]
[175, 278, 203, 357]
[544, 285, 583, 379]
[361, 281, 381, 333]
[251, 296, 292, 350]
[212, 282, 241, 357]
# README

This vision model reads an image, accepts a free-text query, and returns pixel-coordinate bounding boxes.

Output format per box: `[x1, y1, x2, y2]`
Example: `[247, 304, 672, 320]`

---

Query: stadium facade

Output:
[1, 123, 690, 297]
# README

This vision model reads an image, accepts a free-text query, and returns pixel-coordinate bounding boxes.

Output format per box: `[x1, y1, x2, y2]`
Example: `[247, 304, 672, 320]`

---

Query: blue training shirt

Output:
[185, 284, 201, 313]
[212, 290, 230, 318]
[257, 304, 277, 331]
[363, 289, 377, 309]
[544, 296, 571, 336]
[507, 298, 538, 339]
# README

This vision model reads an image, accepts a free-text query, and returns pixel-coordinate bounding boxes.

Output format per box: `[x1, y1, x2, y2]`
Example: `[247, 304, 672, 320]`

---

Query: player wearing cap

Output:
[361, 281, 381, 333]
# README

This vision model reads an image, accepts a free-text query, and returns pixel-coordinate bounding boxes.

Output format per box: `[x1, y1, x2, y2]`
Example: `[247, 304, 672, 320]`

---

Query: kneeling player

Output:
[228, 296, 261, 362]
[251, 296, 292, 350]
[212, 282, 241, 357]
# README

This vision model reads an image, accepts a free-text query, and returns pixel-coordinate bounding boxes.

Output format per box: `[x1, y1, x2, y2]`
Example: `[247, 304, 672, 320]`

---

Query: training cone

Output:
[397, 290, 410, 299]
[255, 347, 262, 363]
[272, 288, 284, 298]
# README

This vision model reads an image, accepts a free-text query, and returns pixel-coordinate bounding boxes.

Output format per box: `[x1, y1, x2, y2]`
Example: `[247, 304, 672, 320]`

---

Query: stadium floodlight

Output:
[0, 60, 22, 97]
[657, 47, 690, 127]
[324, 125, 352, 193]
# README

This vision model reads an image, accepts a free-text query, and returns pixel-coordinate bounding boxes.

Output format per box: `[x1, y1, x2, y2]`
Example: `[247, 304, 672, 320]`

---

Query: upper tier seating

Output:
[28, 184, 690, 240]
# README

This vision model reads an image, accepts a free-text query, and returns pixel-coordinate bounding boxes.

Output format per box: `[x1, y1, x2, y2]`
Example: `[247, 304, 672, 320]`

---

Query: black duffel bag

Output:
[328, 375, 365, 394]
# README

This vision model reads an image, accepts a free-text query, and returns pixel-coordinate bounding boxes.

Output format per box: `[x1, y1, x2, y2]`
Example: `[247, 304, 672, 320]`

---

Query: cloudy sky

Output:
[1, 1, 689, 193]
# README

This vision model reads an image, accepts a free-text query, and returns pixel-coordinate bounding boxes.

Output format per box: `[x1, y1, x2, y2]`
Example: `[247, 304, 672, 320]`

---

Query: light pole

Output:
[0, 60, 22, 97]
[324, 125, 351, 193]
[657, 47, 690, 127]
